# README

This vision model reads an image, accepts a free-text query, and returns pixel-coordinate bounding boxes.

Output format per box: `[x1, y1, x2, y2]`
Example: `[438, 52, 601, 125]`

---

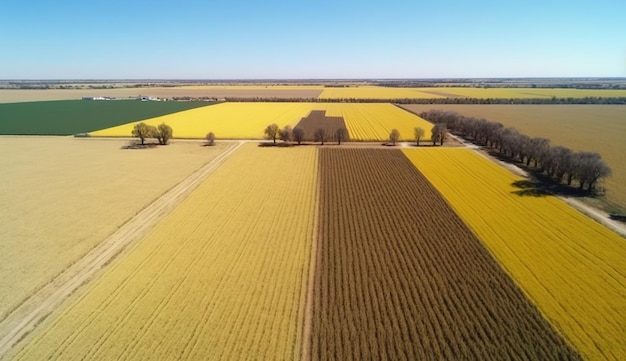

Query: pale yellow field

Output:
[318, 86, 443, 99]
[400, 104, 626, 209]
[0, 137, 231, 320]
[11, 143, 318, 360]
[313, 103, 434, 141]
[404, 148, 626, 361]
[179, 85, 324, 90]
[90, 102, 316, 139]
[415, 87, 626, 99]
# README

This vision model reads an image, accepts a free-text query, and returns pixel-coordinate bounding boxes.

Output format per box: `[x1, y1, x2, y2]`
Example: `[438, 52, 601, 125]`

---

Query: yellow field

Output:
[404, 148, 626, 361]
[312, 103, 434, 141]
[90, 102, 433, 142]
[0, 137, 230, 320]
[90, 102, 316, 139]
[429, 87, 626, 99]
[317, 86, 626, 99]
[11, 143, 318, 360]
[400, 104, 626, 209]
[318, 86, 443, 99]
[179, 85, 324, 90]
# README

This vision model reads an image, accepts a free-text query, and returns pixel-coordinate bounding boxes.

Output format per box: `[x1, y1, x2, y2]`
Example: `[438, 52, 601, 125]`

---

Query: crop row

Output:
[404, 148, 626, 360]
[12, 144, 318, 360]
[91, 102, 433, 142]
[311, 148, 578, 360]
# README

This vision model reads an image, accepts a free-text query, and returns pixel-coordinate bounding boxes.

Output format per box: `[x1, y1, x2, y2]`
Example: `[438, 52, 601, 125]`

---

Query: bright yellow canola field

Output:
[319, 86, 443, 99]
[13, 143, 318, 360]
[313, 103, 433, 141]
[90, 102, 315, 139]
[404, 148, 626, 361]
[91, 102, 434, 142]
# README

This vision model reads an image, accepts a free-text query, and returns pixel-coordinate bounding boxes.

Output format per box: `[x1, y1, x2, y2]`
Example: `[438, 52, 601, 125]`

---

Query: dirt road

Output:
[0, 141, 243, 358]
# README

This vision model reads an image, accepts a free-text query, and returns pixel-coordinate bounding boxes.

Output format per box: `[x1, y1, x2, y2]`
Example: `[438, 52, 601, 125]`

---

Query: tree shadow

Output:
[257, 142, 294, 147]
[121, 142, 158, 150]
[609, 214, 626, 222]
[510, 180, 552, 197]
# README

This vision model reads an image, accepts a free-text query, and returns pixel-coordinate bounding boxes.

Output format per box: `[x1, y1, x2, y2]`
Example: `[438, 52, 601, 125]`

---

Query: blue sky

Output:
[1, 0, 624, 79]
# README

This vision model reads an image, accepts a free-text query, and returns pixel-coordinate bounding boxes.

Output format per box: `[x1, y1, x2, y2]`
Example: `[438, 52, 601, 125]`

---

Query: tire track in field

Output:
[0, 141, 244, 359]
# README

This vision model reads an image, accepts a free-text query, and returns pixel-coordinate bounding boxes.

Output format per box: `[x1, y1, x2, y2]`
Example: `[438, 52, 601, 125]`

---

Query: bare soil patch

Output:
[293, 110, 350, 141]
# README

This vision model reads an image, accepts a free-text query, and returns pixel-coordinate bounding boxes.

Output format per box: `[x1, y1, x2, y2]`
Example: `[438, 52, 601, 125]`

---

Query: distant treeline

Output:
[216, 97, 626, 104]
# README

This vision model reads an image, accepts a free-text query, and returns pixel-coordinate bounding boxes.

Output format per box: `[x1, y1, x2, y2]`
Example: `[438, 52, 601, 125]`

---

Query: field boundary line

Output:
[300, 150, 320, 361]
[0, 141, 244, 359]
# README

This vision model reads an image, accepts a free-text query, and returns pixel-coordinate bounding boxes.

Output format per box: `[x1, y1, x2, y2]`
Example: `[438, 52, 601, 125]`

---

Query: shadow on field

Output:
[609, 214, 626, 222]
[510, 180, 553, 197]
[121, 142, 159, 150]
[258, 142, 295, 147]
[510, 178, 589, 198]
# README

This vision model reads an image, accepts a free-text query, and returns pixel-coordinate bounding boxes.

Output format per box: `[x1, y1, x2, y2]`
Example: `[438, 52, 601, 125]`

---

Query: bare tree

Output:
[576, 152, 611, 191]
[389, 129, 400, 146]
[527, 137, 550, 167]
[431, 123, 447, 146]
[414, 127, 425, 146]
[131, 122, 152, 145]
[264, 124, 280, 144]
[314, 128, 327, 145]
[153, 123, 173, 145]
[335, 128, 347, 145]
[206, 132, 216, 146]
[280, 125, 293, 143]
[293, 127, 305, 145]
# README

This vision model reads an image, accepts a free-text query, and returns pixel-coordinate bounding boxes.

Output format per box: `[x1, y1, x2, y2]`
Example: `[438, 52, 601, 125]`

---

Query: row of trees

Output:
[419, 110, 611, 191]
[131, 122, 173, 145]
[221, 97, 626, 105]
[263, 124, 348, 145]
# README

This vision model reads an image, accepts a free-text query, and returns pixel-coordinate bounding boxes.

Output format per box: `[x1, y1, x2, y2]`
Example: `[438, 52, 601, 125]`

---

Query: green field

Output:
[0, 100, 215, 135]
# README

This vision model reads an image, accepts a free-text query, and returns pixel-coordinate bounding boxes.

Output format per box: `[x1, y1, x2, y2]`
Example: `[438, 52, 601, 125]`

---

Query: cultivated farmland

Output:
[294, 110, 350, 141]
[0, 85, 324, 103]
[318, 86, 443, 99]
[90, 102, 315, 139]
[311, 148, 579, 360]
[10, 143, 318, 360]
[399, 104, 626, 209]
[90, 103, 433, 142]
[0, 137, 231, 322]
[404, 148, 626, 361]
[0, 100, 212, 135]
[311, 103, 433, 141]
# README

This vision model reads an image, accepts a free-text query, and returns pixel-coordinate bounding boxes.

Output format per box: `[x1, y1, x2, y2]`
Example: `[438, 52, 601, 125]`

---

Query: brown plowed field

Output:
[294, 110, 350, 141]
[311, 148, 580, 360]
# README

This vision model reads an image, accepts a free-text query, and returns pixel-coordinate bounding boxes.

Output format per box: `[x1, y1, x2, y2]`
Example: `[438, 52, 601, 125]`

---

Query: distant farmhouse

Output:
[82, 96, 114, 100]
[137, 95, 163, 101]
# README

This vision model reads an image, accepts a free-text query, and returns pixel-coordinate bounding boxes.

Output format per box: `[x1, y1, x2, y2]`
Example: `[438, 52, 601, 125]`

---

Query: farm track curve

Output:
[0, 141, 244, 359]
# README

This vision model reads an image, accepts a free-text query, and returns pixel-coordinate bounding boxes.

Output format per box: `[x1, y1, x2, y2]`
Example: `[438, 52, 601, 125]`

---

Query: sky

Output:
[1, 0, 625, 79]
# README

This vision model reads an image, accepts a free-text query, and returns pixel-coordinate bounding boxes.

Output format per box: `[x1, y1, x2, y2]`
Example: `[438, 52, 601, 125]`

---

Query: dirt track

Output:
[0, 141, 244, 358]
